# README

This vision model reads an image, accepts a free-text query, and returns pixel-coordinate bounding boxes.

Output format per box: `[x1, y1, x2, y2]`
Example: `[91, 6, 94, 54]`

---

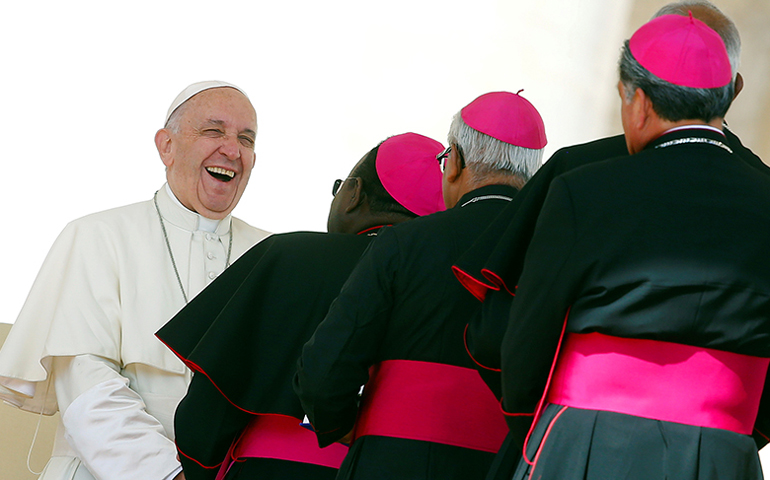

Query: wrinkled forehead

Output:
[178, 88, 257, 130]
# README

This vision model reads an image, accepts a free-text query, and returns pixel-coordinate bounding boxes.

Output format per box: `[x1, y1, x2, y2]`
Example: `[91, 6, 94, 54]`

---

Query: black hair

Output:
[352, 141, 418, 218]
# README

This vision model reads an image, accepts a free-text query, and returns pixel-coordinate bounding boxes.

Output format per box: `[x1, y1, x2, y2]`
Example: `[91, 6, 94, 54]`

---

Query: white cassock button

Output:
[207, 252, 215, 260]
[208, 271, 217, 280]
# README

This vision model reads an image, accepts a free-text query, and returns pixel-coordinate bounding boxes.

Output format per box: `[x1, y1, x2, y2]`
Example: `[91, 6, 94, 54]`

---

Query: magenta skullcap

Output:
[376, 133, 446, 216]
[629, 13, 731, 89]
[460, 91, 547, 149]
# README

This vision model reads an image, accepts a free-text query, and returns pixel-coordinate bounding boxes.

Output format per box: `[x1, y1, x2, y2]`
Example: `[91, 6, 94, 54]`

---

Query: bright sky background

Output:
[3, 0, 635, 325]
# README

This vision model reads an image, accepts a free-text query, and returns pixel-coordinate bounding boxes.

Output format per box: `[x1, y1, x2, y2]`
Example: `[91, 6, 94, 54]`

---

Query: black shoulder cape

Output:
[156, 231, 374, 479]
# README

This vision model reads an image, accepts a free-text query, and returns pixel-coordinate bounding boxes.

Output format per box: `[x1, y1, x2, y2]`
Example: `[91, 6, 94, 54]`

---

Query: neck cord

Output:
[25, 374, 51, 475]
[654, 136, 733, 154]
[153, 191, 232, 304]
[460, 194, 513, 208]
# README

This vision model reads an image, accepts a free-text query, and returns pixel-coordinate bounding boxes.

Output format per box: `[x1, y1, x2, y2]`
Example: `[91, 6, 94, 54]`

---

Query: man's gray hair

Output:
[653, 0, 741, 76]
[447, 113, 543, 182]
[619, 40, 734, 122]
[164, 102, 189, 134]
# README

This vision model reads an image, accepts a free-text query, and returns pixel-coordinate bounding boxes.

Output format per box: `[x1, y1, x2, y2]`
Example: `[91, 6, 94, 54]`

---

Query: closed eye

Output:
[239, 135, 256, 148]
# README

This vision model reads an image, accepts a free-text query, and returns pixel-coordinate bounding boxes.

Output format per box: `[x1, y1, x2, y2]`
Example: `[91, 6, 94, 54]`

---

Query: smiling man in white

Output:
[0, 81, 270, 480]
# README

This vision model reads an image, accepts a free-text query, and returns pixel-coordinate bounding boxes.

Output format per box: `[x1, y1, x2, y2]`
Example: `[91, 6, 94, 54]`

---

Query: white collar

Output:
[164, 183, 221, 233]
[663, 124, 725, 137]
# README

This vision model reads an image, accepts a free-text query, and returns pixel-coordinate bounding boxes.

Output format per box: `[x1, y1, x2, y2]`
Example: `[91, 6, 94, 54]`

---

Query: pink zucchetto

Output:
[376, 133, 446, 216]
[629, 13, 731, 89]
[165, 80, 249, 124]
[460, 91, 547, 149]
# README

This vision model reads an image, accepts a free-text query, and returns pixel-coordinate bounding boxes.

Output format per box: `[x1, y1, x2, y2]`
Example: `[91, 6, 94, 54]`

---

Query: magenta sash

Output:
[547, 332, 769, 434]
[354, 359, 508, 453]
[215, 414, 348, 480]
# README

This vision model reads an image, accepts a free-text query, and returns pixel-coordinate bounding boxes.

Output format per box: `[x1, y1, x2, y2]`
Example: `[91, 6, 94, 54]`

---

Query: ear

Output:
[155, 128, 174, 168]
[344, 177, 365, 213]
[443, 148, 464, 185]
[629, 87, 653, 132]
[733, 72, 744, 100]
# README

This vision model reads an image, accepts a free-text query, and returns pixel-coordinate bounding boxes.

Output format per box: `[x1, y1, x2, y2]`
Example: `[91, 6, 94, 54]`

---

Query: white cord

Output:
[26, 374, 52, 476]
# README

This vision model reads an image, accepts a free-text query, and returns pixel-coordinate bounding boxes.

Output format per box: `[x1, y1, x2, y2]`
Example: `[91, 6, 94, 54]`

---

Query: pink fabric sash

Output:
[354, 359, 509, 453]
[215, 414, 348, 480]
[547, 332, 769, 434]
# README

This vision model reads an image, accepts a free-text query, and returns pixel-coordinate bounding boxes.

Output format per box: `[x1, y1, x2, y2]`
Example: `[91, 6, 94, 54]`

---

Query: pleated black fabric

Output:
[513, 405, 762, 480]
[339, 436, 497, 480]
[222, 458, 338, 480]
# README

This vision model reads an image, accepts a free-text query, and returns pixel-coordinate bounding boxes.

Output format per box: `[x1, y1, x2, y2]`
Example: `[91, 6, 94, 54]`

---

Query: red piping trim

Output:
[502, 411, 535, 417]
[522, 307, 571, 466]
[480, 269, 516, 297]
[755, 428, 770, 443]
[452, 265, 496, 302]
[357, 225, 390, 235]
[463, 324, 501, 372]
[176, 443, 222, 470]
[156, 334, 298, 417]
[215, 429, 248, 480]
[528, 405, 568, 479]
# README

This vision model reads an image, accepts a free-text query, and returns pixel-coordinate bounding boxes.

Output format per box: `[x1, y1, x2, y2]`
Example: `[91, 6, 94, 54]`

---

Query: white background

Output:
[1, 0, 769, 470]
[2, 0, 633, 324]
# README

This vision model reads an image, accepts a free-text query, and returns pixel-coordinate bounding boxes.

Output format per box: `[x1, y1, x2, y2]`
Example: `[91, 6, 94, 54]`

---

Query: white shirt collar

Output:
[663, 124, 725, 137]
[164, 183, 222, 233]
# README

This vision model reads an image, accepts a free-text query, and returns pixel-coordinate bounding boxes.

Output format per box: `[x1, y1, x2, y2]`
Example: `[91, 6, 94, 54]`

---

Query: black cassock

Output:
[156, 231, 376, 480]
[453, 129, 770, 480]
[295, 185, 518, 480]
[502, 128, 770, 479]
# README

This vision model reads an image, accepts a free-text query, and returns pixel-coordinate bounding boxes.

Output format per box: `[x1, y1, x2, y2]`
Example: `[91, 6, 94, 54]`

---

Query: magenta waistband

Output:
[215, 414, 348, 480]
[547, 332, 769, 434]
[354, 359, 508, 453]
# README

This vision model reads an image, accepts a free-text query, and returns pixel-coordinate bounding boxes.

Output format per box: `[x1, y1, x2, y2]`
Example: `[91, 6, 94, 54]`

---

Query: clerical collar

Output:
[164, 183, 221, 233]
[662, 124, 725, 137]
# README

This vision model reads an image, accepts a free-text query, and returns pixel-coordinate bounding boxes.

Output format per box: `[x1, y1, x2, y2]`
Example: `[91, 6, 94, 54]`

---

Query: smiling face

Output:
[155, 87, 257, 220]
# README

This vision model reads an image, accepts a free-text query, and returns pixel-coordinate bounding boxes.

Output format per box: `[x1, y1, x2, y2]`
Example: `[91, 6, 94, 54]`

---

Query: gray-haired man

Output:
[0, 81, 269, 480]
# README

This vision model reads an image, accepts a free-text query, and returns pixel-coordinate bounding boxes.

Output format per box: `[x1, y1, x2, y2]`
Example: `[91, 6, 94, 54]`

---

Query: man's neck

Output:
[164, 184, 222, 233]
[634, 117, 725, 154]
[461, 174, 525, 200]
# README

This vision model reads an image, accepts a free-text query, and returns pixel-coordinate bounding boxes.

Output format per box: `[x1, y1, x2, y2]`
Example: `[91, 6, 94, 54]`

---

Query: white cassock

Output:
[0, 184, 270, 480]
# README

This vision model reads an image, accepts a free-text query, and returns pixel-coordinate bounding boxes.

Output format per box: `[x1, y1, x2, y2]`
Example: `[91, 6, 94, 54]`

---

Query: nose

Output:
[219, 135, 241, 160]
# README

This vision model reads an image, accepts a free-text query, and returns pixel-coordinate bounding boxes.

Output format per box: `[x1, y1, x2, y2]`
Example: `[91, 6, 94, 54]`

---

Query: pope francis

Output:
[0, 81, 270, 480]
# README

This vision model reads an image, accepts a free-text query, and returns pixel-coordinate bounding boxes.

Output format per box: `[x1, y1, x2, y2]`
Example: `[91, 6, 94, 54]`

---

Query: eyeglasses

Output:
[436, 146, 451, 172]
[332, 178, 344, 196]
[435, 145, 466, 172]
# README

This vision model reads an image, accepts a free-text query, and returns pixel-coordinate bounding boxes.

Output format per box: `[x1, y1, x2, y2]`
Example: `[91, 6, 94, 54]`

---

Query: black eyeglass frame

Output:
[435, 144, 466, 172]
[332, 178, 344, 196]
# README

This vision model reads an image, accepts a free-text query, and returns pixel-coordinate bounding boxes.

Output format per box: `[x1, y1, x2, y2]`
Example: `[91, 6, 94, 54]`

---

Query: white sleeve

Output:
[53, 355, 182, 480]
